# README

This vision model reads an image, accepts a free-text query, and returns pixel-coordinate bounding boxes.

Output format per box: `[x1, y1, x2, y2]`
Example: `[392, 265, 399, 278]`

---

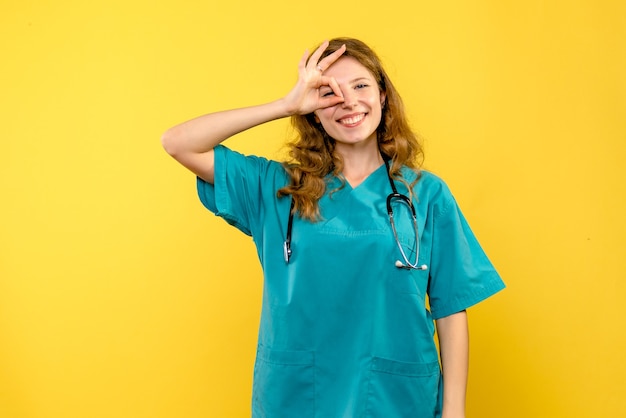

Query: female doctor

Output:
[162, 38, 505, 418]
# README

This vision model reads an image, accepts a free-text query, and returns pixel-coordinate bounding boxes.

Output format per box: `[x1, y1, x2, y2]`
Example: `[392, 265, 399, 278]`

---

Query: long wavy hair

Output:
[278, 37, 423, 221]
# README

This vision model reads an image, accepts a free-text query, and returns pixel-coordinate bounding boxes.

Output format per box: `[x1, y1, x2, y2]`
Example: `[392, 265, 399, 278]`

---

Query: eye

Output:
[355, 83, 369, 89]
[321, 90, 335, 97]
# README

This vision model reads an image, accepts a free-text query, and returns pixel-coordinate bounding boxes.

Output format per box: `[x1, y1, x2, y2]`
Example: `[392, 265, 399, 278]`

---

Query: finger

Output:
[325, 76, 344, 99]
[316, 76, 344, 110]
[317, 44, 346, 72]
[306, 40, 329, 70]
[297, 49, 310, 73]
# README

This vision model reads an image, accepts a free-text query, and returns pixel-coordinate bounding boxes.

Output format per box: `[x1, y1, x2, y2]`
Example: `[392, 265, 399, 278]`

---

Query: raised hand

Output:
[282, 41, 347, 116]
[162, 40, 348, 183]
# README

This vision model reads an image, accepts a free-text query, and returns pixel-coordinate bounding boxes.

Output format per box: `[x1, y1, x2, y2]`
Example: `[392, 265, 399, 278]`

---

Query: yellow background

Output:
[2, 0, 624, 417]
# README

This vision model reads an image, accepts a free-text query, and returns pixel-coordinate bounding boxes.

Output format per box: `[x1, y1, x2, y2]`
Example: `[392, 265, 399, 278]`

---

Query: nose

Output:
[341, 89, 357, 108]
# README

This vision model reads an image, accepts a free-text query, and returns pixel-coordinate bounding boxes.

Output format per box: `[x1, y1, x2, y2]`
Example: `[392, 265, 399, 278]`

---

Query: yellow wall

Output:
[1, 0, 624, 417]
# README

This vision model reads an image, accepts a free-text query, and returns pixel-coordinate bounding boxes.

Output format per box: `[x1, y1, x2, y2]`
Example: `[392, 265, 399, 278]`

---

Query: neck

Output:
[336, 143, 384, 187]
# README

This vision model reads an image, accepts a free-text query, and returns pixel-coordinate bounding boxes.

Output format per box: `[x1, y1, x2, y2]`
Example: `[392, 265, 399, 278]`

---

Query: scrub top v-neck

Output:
[197, 145, 505, 418]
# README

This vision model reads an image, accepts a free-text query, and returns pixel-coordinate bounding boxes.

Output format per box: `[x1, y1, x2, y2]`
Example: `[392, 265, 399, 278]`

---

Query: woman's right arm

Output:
[161, 41, 347, 184]
[161, 101, 292, 183]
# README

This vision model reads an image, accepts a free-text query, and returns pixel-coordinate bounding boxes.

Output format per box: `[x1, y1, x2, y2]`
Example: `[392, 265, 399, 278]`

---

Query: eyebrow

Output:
[349, 77, 372, 83]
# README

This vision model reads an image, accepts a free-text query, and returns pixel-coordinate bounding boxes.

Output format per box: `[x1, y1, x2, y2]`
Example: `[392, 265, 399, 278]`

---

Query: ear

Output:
[380, 91, 387, 107]
[313, 112, 320, 124]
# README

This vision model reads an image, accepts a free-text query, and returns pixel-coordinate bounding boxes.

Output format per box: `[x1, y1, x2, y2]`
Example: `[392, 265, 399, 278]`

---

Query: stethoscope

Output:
[283, 158, 428, 271]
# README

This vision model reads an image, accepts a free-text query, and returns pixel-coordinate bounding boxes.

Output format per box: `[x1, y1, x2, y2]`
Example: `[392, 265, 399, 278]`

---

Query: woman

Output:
[162, 37, 504, 418]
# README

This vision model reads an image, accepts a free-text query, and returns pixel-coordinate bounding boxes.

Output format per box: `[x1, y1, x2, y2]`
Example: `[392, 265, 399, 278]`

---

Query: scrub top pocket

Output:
[252, 346, 316, 418]
[365, 357, 441, 418]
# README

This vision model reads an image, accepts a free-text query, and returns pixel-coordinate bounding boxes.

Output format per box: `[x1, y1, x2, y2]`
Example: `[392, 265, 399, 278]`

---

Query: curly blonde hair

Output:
[278, 38, 423, 221]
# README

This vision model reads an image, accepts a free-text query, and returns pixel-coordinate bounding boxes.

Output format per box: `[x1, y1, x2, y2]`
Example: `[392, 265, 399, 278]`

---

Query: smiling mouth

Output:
[338, 113, 366, 126]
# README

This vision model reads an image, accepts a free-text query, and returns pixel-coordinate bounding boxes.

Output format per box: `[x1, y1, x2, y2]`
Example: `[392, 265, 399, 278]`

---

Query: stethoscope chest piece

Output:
[384, 159, 428, 271]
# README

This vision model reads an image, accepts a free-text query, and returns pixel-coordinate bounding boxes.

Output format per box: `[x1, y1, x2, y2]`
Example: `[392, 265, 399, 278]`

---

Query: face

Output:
[314, 56, 386, 152]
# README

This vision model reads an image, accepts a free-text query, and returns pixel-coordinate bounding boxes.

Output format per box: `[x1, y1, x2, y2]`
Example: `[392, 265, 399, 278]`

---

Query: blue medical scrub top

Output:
[197, 145, 505, 418]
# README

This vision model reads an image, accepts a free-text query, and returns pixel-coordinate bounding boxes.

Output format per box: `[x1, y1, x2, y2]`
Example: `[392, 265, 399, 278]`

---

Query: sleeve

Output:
[196, 145, 282, 237]
[427, 184, 505, 320]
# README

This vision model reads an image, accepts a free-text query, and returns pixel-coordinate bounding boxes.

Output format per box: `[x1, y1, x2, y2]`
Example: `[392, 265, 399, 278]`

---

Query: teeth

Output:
[339, 114, 365, 125]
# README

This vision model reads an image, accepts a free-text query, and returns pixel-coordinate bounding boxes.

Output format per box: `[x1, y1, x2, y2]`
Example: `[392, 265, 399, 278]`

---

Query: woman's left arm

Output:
[436, 310, 469, 418]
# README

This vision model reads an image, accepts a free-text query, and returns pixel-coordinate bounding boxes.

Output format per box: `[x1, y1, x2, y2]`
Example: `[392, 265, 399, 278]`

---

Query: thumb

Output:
[318, 95, 345, 110]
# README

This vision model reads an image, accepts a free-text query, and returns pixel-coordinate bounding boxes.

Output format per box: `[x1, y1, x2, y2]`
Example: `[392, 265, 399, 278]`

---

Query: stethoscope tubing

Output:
[283, 157, 425, 270]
